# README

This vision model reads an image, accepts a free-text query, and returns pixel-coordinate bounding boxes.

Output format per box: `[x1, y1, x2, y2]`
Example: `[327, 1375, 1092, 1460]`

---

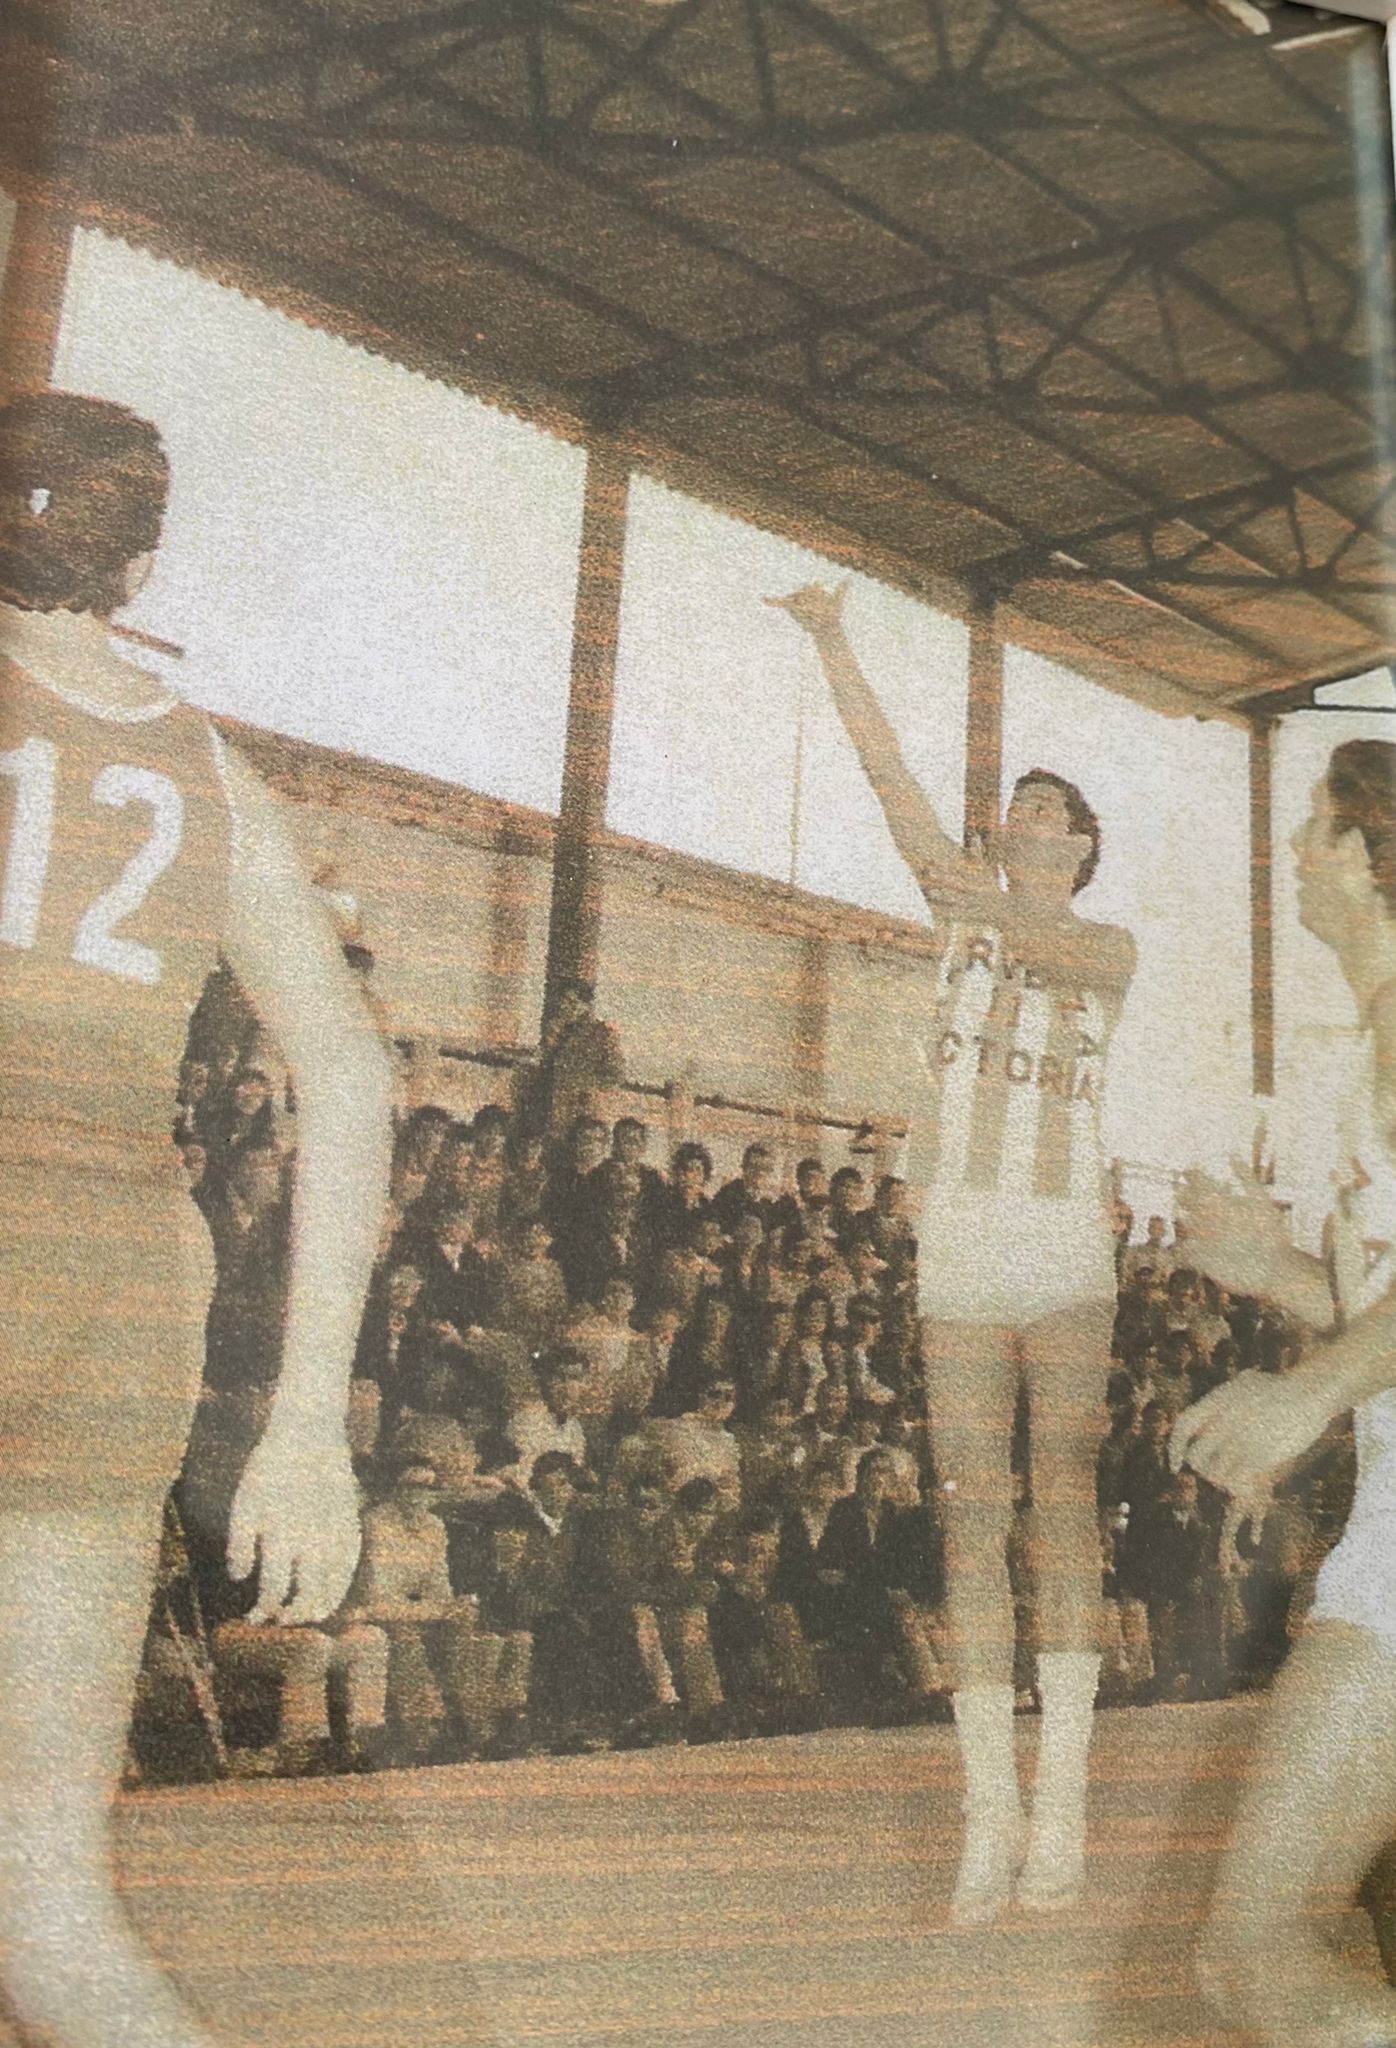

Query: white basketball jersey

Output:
[911, 920, 1109, 1208]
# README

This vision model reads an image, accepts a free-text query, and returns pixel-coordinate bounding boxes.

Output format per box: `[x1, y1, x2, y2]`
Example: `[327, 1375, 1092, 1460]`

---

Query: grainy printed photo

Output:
[2, 1, 1396, 2042]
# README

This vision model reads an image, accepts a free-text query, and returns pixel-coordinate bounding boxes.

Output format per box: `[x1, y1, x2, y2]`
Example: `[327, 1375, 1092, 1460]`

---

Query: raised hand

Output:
[1174, 1160, 1291, 1302]
[764, 581, 849, 637]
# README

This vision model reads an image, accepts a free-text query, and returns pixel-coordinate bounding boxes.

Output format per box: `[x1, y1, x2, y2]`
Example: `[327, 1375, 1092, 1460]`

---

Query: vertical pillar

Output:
[963, 599, 1004, 851]
[1249, 717, 1275, 1098]
[0, 194, 74, 394]
[792, 933, 830, 1141]
[541, 445, 628, 1027]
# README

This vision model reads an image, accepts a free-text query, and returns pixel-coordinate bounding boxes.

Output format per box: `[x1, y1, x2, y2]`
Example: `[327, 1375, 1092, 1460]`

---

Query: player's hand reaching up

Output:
[764, 581, 849, 638]
[227, 1407, 362, 1623]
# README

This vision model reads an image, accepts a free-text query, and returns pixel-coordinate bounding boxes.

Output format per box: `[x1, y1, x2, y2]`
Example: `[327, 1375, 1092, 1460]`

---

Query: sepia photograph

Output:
[4, 0, 1396, 2041]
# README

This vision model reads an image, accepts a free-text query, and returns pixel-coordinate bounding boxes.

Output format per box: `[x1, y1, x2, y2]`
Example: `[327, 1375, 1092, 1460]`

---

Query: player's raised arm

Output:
[215, 733, 395, 1622]
[766, 583, 986, 901]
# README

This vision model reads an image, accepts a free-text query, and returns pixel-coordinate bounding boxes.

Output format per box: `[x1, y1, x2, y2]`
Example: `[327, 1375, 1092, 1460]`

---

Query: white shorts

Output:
[915, 1188, 1117, 1326]
[1310, 1389, 1396, 1654]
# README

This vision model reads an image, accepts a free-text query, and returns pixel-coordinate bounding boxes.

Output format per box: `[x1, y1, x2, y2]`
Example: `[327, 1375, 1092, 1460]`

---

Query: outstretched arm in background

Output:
[216, 735, 395, 1624]
[766, 582, 988, 903]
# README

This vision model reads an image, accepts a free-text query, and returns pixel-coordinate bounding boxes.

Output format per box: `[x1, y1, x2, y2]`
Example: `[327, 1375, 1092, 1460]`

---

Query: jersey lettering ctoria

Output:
[909, 917, 1117, 1321]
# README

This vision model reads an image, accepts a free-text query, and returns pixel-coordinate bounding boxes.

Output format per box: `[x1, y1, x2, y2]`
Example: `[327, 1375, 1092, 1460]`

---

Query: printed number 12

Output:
[0, 736, 184, 985]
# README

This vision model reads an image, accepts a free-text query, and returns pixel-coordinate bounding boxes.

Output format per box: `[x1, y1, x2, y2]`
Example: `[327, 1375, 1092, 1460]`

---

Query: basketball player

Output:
[0, 391, 393, 2048]
[769, 580, 1134, 1922]
[1172, 740, 1396, 2047]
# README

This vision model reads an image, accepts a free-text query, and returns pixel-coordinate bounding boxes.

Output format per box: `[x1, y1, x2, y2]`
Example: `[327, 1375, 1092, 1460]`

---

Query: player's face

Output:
[1000, 781, 1089, 898]
[1291, 776, 1377, 952]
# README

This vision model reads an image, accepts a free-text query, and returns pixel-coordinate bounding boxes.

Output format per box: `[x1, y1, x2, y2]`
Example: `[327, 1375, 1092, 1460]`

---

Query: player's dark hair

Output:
[1326, 740, 1396, 914]
[0, 392, 169, 615]
[1013, 768, 1101, 895]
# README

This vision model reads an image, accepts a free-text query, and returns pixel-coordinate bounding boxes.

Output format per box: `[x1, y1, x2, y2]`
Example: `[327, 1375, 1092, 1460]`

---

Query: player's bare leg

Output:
[0, 1502, 218, 2048]
[1015, 1297, 1113, 1911]
[1199, 1620, 1396, 2047]
[923, 1319, 1026, 1925]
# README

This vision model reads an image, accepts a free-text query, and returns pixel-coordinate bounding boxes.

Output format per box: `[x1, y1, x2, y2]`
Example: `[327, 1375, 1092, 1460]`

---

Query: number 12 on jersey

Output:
[0, 735, 185, 986]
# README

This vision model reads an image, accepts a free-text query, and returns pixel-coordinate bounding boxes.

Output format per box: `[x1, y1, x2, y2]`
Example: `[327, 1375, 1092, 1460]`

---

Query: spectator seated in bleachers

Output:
[338, 1461, 489, 1763]
[826, 1164, 868, 1262]
[476, 1216, 570, 1395]
[649, 1141, 716, 1259]
[812, 1444, 946, 1715]
[458, 1102, 511, 1244]
[772, 1156, 832, 1240]
[202, 1141, 292, 1395]
[618, 1376, 744, 1517]
[577, 1466, 694, 1745]
[499, 1346, 594, 1491]
[772, 1445, 854, 1655]
[386, 1103, 455, 1233]
[840, 1293, 898, 1410]
[608, 1115, 667, 1232]
[778, 1287, 839, 1416]
[510, 1452, 604, 1751]
[856, 1173, 917, 1262]
[712, 1142, 779, 1239]
[498, 1125, 550, 1240]
[212, 1607, 390, 1778]
[563, 1279, 657, 1451]
[711, 1508, 822, 1732]
[736, 1391, 808, 1514]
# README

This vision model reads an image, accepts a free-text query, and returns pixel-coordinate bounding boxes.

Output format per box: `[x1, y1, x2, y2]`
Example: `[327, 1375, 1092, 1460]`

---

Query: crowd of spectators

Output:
[135, 988, 1356, 1780]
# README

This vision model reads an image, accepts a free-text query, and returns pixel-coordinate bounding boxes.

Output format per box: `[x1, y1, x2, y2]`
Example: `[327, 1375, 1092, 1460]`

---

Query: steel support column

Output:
[541, 445, 628, 1028]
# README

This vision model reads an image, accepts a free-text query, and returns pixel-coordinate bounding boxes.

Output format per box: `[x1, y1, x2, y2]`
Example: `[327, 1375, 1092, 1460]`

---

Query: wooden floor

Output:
[3, 1699, 1386, 2048]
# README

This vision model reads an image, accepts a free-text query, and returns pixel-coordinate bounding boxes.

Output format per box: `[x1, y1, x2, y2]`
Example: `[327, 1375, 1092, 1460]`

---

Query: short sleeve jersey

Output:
[0, 657, 231, 1160]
